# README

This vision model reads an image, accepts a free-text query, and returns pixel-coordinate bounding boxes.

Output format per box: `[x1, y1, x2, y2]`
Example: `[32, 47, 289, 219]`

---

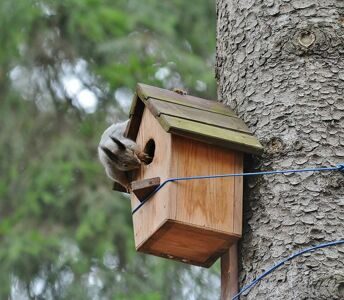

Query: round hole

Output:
[143, 139, 155, 165]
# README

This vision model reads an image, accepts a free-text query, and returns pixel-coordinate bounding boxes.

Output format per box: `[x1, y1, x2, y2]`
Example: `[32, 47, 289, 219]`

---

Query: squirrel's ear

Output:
[110, 137, 126, 150]
[101, 146, 119, 163]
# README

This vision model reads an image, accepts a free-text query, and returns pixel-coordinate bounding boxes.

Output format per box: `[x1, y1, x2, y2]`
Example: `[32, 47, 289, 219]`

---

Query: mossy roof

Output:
[126, 83, 263, 154]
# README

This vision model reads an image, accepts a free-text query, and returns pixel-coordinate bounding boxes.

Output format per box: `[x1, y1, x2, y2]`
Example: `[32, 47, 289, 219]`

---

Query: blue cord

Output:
[232, 240, 344, 299]
[132, 163, 344, 214]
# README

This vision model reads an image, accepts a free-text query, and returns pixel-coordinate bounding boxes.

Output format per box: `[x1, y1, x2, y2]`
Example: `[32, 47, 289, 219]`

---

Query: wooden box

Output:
[122, 84, 262, 267]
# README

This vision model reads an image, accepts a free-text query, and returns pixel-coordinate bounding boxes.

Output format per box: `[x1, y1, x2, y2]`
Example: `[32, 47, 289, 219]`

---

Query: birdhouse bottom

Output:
[136, 219, 240, 267]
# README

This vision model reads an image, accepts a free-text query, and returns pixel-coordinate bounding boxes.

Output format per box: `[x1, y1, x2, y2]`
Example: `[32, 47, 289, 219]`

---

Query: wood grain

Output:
[146, 98, 251, 134]
[130, 109, 244, 267]
[130, 108, 173, 248]
[158, 114, 263, 154]
[171, 135, 239, 233]
[126, 83, 263, 155]
[233, 153, 243, 235]
[221, 243, 239, 299]
[131, 177, 160, 202]
[137, 83, 237, 117]
[138, 220, 239, 267]
[127, 95, 145, 141]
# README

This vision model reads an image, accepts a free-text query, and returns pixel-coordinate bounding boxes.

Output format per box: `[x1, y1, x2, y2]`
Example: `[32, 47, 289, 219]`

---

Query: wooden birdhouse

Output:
[119, 83, 262, 267]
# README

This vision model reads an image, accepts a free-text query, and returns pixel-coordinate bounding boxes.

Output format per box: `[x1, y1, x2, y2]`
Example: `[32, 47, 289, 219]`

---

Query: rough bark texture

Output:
[216, 0, 344, 299]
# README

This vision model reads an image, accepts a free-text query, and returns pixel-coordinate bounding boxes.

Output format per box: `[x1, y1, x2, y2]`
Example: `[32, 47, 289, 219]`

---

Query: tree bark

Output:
[216, 0, 344, 299]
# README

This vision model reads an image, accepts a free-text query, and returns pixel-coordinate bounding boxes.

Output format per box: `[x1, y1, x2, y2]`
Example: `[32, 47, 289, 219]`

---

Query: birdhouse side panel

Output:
[170, 135, 243, 235]
[233, 151, 243, 235]
[130, 108, 175, 248]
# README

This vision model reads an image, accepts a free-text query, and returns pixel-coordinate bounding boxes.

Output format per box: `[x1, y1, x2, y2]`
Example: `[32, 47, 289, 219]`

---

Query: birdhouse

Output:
[119, 83, 262, 267]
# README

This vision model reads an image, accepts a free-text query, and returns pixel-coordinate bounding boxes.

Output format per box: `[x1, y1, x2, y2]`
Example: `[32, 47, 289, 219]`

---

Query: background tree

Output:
[216, 0, 344, 299]
[0, 1, 220, 299]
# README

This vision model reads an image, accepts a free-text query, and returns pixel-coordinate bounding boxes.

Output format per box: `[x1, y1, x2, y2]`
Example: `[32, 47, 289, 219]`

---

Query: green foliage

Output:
[0, 0, 219, 299]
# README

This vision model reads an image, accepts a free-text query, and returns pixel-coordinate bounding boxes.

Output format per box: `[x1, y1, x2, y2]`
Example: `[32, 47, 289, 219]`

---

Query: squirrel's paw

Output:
[137, 152, 153, 164]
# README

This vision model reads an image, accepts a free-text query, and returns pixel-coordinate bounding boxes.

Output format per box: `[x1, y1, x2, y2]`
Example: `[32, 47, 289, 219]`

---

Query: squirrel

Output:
[98, 120, 151, 191]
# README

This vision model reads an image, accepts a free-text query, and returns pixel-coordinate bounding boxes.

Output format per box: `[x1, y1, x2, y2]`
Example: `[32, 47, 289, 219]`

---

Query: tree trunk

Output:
[216, 0, 344, 299]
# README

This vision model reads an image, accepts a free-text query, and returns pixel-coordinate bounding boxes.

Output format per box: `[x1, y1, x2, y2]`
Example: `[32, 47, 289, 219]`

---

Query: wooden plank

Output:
[126, 95, 145, 141]
[146, 98, 251, 134]
[128, 93, 139, 117]
[138, 220, 239, 268]
[131, 177, 160, 202]
[137, 83, 237, 117]
[130, 109, 173, 248]
[233, 154, 243, 235]
[221, 248, 230, 300]
[158, 115, 263, 154]
[172, 135, 238, 233]
[221, 243, 239, 300]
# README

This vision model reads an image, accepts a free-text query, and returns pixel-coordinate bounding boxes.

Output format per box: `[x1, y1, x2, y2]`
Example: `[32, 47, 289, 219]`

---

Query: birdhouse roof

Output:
[127, 83, 263, 154]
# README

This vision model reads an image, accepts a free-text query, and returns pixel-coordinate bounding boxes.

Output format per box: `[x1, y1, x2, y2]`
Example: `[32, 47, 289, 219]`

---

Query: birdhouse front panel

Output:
[124, 83, 263, 267]
[130, 107, 173, 248]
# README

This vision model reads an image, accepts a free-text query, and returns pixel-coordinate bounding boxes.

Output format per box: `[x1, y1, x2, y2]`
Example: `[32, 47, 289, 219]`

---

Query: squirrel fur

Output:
[98, 120, 150, 190]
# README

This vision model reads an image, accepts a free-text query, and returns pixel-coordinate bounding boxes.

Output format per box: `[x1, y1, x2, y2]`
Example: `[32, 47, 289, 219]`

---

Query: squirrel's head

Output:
[100, 137, 142, 171]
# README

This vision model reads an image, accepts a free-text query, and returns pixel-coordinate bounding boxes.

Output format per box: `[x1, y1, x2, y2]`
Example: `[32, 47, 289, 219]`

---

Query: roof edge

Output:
[126, 83, 263, 155]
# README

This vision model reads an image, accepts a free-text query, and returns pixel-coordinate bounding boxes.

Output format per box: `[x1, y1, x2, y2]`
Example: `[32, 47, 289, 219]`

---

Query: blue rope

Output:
[132, 163, 344, 214]
[232, 240, 344, 299]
